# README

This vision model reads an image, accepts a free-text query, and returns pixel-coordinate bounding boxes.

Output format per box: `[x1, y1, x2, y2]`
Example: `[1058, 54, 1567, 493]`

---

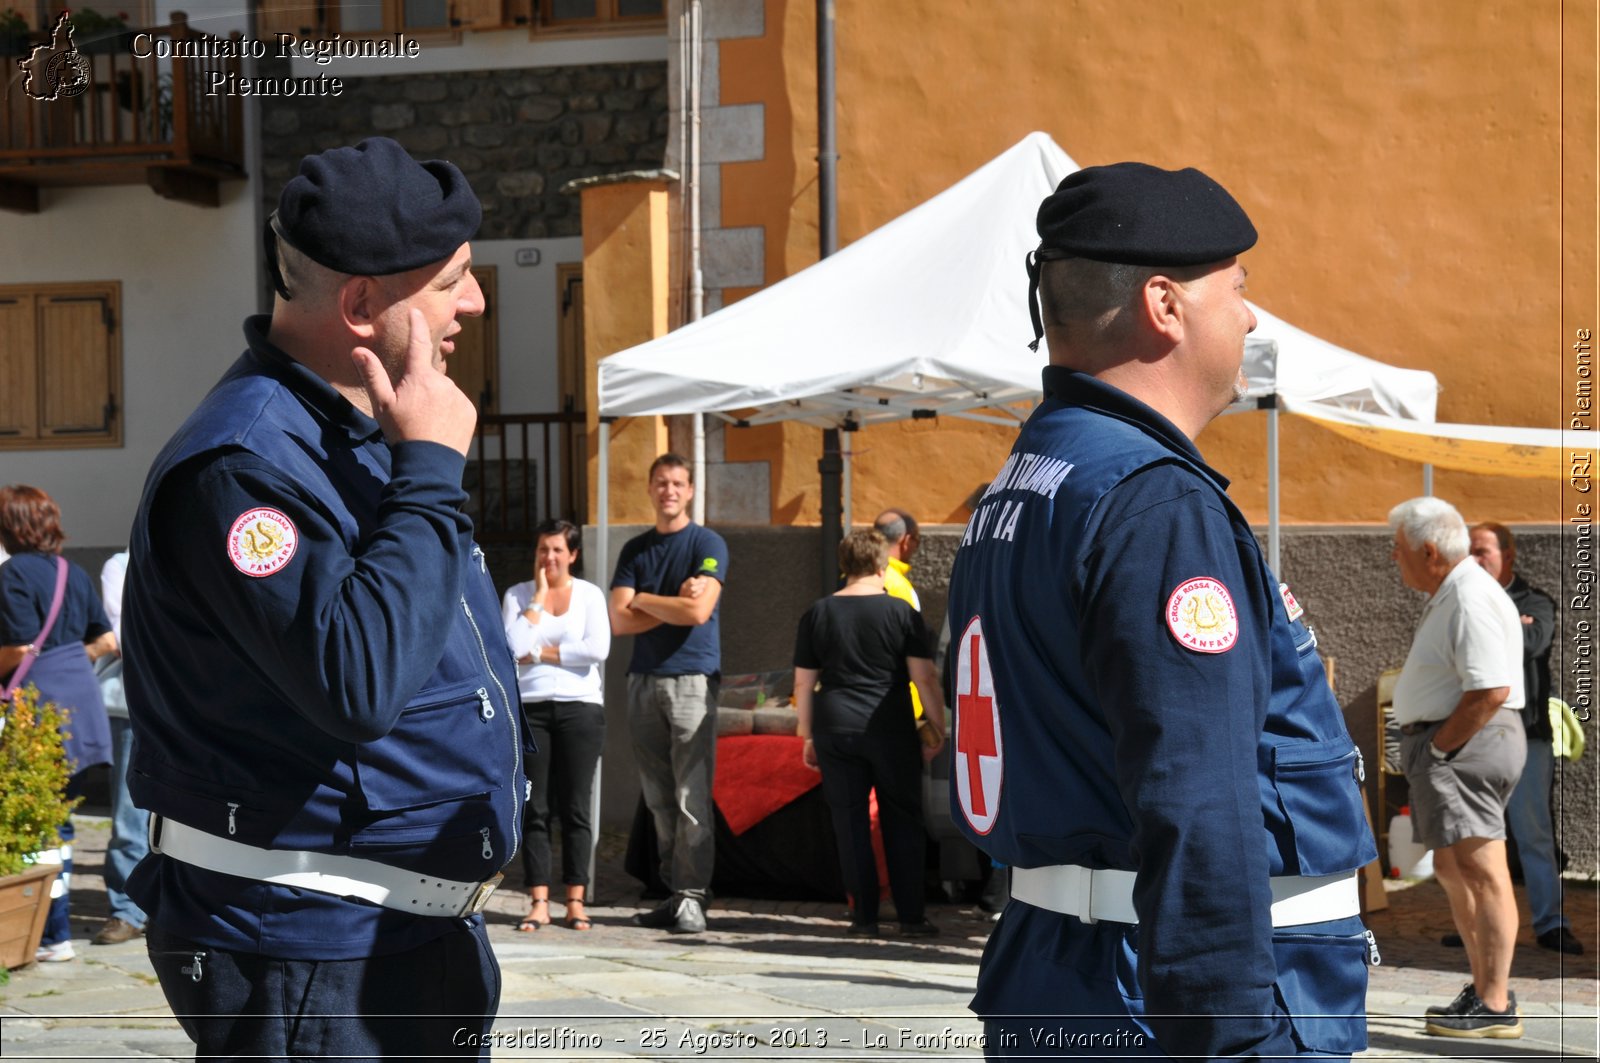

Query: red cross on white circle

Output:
[955, 616, 1002, 834]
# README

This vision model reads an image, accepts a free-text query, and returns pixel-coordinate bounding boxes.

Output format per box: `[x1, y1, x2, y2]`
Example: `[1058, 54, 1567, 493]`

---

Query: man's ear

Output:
[1139, 275, 1184, 343]
[340, 276, 380, 339]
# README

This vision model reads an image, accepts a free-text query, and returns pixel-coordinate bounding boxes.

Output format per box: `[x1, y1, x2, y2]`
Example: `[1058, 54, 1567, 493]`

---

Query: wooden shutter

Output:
[0, 283, 121, 449]
[38, 291, 117, 440]
[451, 0, 509, 30]
[0, 294, 38, 440]
[256, 0, 324, 39]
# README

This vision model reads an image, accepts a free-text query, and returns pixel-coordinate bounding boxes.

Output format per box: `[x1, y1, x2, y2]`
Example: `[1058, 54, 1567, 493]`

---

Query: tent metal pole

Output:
[597, 420, 610, 582]
[585, 757, 601, 896]
[1268, 402, 1280, 574]
[842, 429, 853, 531]
[692, 416, 705, 523]
[1423, 463, 1434, 497]
[819, 429, 842, 597]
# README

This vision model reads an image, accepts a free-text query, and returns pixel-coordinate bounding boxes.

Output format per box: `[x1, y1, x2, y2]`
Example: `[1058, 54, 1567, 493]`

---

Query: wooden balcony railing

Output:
[0, 11, 245, 212]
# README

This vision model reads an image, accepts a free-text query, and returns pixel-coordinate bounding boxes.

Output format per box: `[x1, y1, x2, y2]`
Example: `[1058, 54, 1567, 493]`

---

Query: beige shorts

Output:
[1401, 709, 1526, 849]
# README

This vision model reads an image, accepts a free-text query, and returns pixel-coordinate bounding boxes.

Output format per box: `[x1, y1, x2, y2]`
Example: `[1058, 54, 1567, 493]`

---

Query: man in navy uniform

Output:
[945, 163, 1377, 1058]
[123, 138, 525, 1059]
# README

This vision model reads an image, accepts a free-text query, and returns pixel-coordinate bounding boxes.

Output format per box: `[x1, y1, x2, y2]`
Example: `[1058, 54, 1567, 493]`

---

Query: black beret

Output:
[1035, 162, 1256, 266]
[273, 137, 481, 276]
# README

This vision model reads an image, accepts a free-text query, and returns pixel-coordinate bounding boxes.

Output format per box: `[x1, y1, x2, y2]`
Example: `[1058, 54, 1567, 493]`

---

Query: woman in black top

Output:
[793, 529, 948, 937]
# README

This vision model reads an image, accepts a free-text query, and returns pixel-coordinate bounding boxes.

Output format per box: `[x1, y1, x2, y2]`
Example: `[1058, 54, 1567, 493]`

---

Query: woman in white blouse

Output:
[501, 519, 611, 930]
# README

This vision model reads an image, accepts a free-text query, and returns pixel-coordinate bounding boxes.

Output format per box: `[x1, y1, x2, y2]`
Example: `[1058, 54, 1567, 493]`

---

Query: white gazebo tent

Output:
[595, 132, 1443, 570]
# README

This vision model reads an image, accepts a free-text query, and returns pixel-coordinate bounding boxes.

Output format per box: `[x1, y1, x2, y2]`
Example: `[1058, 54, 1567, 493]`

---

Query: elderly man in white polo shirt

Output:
[1389, 496, 1527, 1040]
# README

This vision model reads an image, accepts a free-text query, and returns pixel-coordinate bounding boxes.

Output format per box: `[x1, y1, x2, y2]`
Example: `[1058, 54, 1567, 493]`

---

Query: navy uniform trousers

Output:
[147, 920, 499, 1061]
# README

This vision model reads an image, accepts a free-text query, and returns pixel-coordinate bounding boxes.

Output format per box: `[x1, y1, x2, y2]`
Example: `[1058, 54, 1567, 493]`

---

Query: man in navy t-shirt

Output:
[609, 453, 729, 933]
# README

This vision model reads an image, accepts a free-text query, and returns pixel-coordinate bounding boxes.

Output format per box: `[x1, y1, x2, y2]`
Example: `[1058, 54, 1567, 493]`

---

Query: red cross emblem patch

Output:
[954, 617, 1003, 834]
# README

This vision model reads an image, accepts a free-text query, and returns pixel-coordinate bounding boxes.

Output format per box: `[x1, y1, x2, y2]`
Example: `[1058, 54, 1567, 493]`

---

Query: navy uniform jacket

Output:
[946, 368, 1376, 1057]
[123, 316, 525, 961]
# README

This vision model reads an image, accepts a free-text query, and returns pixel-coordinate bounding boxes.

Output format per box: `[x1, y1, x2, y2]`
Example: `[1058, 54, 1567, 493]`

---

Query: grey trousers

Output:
[627, 673, 718, 895]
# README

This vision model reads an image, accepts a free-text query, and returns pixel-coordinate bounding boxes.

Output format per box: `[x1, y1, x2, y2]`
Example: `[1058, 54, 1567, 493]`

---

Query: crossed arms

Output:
[609, 574, 722, 636]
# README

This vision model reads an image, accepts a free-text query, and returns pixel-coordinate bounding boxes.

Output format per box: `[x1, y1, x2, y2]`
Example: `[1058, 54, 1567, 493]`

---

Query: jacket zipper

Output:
[460, 593, 520, 865]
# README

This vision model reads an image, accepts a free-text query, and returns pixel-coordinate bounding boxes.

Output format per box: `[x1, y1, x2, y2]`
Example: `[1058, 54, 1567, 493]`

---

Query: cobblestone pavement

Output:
[0, 819, 1594, 1060]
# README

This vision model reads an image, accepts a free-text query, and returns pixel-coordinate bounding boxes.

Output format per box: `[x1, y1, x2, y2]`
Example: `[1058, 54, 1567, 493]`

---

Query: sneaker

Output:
[672, 896, 706, 934]
[1425, 990, 1522, 1039]
[1537, 926, 1584, 955]
[845, 921, 879, 937]
[92, 918, 143, 945]
[34, 940, 75, 963]
[632, 897, 680, 929]
[898, 919, 940, 938]
[1425, 982, 1475, 1017]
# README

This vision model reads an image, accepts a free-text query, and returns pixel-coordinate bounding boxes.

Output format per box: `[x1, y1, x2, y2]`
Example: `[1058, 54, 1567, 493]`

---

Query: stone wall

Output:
[257, 61, 668, 245]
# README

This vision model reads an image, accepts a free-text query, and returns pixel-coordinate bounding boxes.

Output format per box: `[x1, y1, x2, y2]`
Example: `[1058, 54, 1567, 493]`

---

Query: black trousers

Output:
[147, 919, 499, 1061]
[812, 729, 926, 924]
[519, 699, 606, 888]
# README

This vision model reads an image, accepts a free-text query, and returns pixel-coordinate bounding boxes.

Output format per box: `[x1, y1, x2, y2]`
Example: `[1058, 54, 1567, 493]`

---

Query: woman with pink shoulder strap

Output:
[0, 484, 117, 963]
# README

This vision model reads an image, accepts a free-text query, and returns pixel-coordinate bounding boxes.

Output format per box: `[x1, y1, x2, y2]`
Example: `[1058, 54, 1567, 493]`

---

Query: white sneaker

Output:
[35, 940, 76, 963]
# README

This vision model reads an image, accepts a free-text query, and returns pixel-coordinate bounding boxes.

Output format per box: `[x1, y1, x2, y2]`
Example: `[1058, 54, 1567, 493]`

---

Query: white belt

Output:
[1012, 865, 1360, 927]
[150, 816, 502, 919]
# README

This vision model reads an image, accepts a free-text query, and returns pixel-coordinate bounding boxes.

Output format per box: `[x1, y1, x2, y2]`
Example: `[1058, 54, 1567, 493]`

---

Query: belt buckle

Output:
[460, 872, 503, 917]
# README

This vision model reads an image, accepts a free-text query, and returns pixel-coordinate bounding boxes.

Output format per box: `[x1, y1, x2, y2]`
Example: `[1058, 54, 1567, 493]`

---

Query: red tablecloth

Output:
[712, 733, 821, 835]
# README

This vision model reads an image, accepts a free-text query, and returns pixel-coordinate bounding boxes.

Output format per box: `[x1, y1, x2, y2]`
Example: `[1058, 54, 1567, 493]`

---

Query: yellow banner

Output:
[1294, 411, 1583, 480]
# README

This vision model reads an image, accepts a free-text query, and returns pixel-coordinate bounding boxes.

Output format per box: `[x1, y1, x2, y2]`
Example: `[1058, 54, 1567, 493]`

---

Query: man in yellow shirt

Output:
[875, 509, 924, 721]
[874, 508, 921, 610]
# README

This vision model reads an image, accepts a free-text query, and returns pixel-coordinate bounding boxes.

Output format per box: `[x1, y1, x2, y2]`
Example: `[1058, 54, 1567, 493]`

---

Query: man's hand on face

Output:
[352, 308, 477, 456]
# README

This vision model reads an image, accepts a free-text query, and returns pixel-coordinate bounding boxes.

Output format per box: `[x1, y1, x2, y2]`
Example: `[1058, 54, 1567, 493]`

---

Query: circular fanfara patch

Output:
[227, 508, 298, 577]
[1165, 577, 1239, 654]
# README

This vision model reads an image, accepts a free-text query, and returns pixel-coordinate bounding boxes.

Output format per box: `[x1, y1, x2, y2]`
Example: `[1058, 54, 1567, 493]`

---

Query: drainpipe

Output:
[817, 0, 841, 587]
[687, 0, 707, 524]
[817, 0, 838, 258]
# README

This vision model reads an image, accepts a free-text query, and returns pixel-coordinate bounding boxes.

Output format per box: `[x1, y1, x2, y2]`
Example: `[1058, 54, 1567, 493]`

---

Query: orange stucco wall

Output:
[716, 0, 1596, 526]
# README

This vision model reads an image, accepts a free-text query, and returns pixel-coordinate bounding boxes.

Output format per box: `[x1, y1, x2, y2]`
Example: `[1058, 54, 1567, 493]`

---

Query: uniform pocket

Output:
[1271, 739, 1375, 874]
[1271, 929, 1369, 1054]
[349, 797, 505, 875]
[355, 680, 505, 812]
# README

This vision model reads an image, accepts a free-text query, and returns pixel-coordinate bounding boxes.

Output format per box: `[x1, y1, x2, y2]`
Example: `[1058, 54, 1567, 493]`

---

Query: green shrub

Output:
[0, 685, 80, 878]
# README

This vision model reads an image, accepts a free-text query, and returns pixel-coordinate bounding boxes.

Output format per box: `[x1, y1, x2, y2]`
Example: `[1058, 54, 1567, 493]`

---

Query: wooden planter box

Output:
[0, 863, 62, 969]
